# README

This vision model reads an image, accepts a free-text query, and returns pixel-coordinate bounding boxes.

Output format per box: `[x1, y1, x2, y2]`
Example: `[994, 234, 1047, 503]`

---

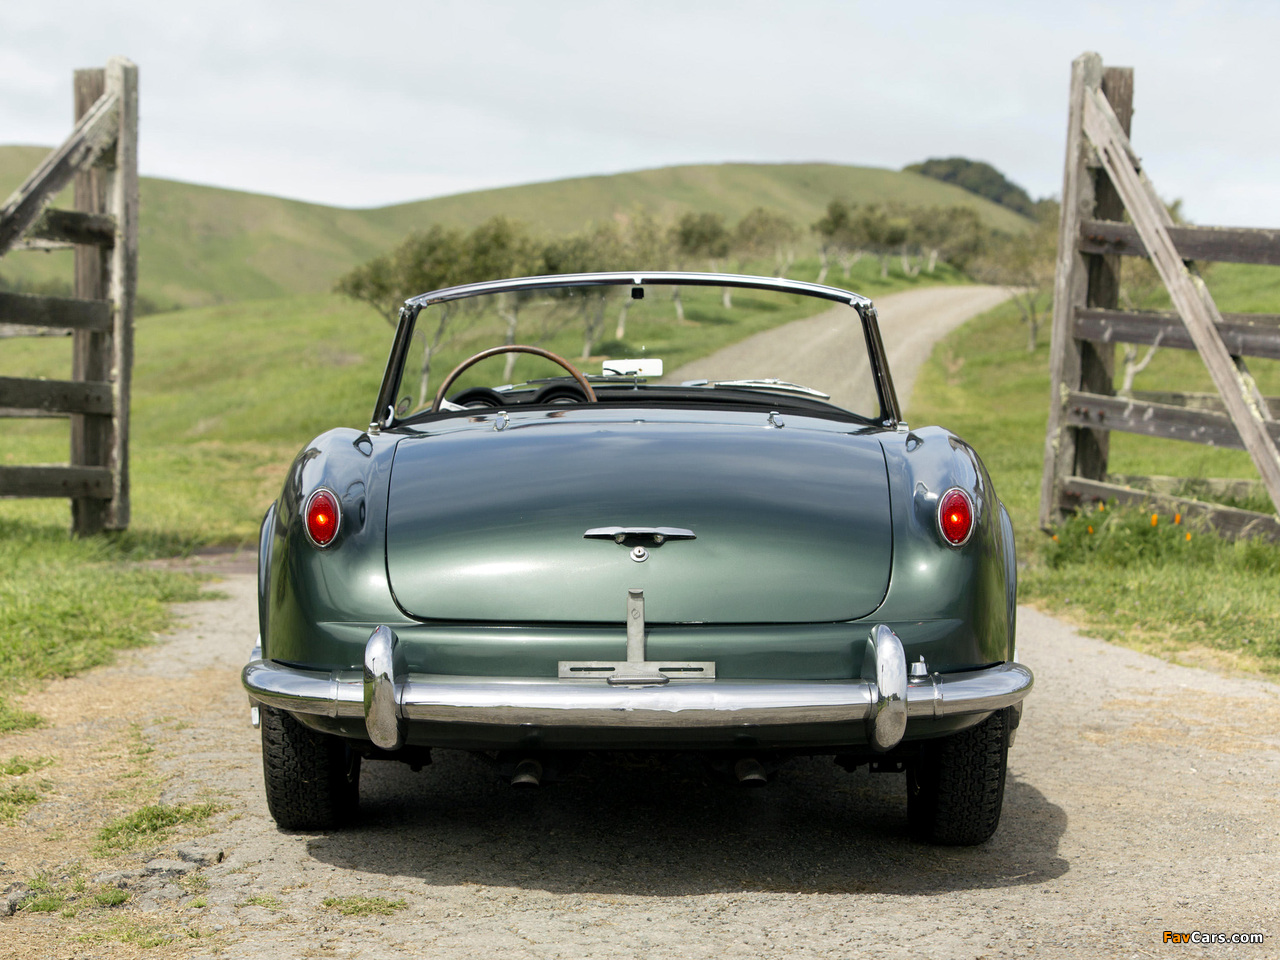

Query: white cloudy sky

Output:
[2, 1, 1277, 225]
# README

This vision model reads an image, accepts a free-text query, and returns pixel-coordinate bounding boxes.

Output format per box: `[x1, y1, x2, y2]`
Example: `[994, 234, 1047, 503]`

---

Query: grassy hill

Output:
[1, 146, 1029, 311]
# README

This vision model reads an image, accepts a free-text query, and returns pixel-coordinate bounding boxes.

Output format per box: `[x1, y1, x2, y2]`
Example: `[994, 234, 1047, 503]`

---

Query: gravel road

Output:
[668, 284, 1015, 412]
[3, 285, 1277, 958]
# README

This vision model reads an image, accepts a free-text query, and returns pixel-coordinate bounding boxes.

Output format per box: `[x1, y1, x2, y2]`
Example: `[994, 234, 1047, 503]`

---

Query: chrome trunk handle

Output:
[583, 526, 696, 544]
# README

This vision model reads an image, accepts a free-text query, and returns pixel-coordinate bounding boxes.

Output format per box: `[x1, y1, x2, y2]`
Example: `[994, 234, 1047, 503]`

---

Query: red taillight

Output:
[938, 488, 974, 546]
[304, 489, 340, 547]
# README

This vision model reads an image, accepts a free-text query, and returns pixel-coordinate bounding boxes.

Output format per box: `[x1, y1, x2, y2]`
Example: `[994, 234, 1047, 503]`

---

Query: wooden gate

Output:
[1041, 52, 1280, 540]
[0, 57, 138, 536]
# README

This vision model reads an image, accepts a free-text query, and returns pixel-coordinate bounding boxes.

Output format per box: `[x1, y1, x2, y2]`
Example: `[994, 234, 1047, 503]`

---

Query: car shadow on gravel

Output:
[302, 750, 1066, 896]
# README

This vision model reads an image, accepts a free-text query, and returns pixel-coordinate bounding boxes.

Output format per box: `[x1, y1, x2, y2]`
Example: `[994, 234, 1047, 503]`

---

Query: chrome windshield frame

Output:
[370, 272, 900, 432]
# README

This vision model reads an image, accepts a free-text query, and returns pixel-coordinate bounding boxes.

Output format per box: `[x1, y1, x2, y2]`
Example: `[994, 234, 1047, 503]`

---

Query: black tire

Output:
[260, 706, 360, 830]
[907, 708, 1009, 845]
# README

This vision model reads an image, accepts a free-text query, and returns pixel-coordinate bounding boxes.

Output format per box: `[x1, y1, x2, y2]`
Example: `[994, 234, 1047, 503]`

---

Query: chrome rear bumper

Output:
[243, 624, 1032, 753]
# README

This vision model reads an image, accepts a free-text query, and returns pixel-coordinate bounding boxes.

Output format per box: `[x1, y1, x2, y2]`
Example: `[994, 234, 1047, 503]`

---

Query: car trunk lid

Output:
[385, 417, 891, 624]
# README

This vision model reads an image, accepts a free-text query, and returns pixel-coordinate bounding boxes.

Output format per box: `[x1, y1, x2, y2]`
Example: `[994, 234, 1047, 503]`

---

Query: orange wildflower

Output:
[1151, 513, 1159, 527]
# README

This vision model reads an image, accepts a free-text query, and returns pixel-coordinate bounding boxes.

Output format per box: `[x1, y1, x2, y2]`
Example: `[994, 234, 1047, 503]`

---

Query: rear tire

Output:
[907, 708, 1009, 845]
[260, 706, 360, 830]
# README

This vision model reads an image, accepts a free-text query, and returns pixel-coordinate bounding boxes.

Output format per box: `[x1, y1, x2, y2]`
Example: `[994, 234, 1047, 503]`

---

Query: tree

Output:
[904, 157, 1036, 217]
[467, 217, 540, 380]
[675, 211, 731, 269]
[970, 203, 1058, 351]
[812, 200, 855, 283]
[675, 211, 731, 311]
[854, 204, 912, 279]
[615, 209, 674, 340]
[336, 222, 496, 405]
[541, 222, 627, 359]
[909, 206, 986, 273]
[735, 207, 799, 278]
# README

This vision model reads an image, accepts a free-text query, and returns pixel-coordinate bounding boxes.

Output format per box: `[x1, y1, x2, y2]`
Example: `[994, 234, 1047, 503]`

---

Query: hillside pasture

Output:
[1, 146, 1027, 312]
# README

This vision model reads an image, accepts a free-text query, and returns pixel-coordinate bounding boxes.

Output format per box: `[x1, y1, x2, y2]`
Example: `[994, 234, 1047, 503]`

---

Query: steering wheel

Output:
[431, 345, 597, 413]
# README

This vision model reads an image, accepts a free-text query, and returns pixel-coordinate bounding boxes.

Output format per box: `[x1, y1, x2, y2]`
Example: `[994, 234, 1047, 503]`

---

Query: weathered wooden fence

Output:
[0, 57, 138, 535]
[1041, 52, 1280, 540]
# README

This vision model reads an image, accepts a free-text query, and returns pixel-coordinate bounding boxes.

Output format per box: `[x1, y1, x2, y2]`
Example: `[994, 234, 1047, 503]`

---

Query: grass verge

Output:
[0, 520, 205, 731]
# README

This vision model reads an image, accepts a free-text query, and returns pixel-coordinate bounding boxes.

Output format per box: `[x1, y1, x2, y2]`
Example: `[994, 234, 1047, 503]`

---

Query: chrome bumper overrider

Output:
[242, 624, 1033, 753]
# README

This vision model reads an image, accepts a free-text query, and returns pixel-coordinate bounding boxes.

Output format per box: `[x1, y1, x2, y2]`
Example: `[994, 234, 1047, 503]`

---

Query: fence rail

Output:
[1078, 220, 1280, 266]
[0, 291, 113, 332]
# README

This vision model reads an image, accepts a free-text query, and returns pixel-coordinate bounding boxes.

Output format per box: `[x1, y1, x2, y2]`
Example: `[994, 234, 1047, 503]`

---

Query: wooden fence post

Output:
[70, 68, 111, 535]
[1040, 53, 1132, 529]
[68, 58, 135, 534]
[104, 56, 138, 531]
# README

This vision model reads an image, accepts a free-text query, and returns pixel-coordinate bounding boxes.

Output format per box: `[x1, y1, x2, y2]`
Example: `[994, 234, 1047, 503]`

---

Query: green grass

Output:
[1031, 505, 1280, 674]
[1, 145, 1028, 312]
[0, 522, 205, 728]
[94, 801, 223, 854]
[908, 265, 1280, 673]
[322, 895, 408, 917]
[0, 784, 48, 823]
[0, 755, 54, 823]
[93, 888, 129, 908]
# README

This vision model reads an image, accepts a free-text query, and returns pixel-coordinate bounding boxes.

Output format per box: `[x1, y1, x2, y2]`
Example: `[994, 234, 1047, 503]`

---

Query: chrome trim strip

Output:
[242, 658, 1032, 733]
[405, 272, 873, 309]
[709, 379, 831, 399]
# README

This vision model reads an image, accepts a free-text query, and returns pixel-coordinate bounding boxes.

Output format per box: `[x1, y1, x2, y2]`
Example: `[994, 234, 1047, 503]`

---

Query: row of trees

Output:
[811, 200, 987, 282]
[335, 208, 814, 395]
[336, 201, 1020, 401]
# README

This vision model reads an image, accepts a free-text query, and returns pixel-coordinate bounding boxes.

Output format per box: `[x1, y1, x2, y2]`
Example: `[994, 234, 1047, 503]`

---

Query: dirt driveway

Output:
[2, 286, 1277, 958]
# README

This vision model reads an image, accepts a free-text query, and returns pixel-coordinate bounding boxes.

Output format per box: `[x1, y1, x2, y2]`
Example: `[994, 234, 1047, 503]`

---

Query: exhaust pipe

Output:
[510, 758, 543, 788]
[734, 757, 768, 787]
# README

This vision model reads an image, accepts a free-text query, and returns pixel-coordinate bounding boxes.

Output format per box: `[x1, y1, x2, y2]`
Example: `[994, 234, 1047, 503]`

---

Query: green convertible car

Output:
[242, 272, 1032, 845]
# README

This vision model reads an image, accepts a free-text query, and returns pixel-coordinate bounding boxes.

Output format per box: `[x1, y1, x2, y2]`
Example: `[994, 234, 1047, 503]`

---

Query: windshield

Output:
[380, 276, 888, 425]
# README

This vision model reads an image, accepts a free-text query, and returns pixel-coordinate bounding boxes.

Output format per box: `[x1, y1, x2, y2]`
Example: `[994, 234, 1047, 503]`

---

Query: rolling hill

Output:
[1, 146, 1030, 311]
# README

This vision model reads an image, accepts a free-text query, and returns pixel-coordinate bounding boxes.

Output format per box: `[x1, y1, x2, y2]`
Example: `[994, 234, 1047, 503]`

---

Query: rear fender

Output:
[875, 426, 1011, 668]
[263, 428, 409, 667]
